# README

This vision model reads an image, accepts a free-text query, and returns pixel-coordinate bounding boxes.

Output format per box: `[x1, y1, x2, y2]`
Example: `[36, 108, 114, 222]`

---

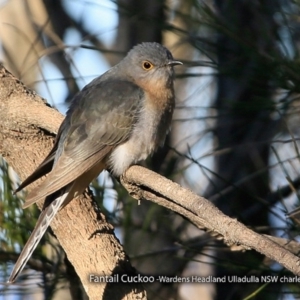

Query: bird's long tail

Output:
[8, 186, 71, 283]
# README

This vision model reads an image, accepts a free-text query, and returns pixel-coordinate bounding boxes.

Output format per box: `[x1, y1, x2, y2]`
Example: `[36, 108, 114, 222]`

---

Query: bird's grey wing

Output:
[22, 79, 143, 208]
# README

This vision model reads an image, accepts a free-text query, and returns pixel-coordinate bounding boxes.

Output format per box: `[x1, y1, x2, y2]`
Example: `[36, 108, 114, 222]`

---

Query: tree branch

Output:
[121, 166, 300, 276]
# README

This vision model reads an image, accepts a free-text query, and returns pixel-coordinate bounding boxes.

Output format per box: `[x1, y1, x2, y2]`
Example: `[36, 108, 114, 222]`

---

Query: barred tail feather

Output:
[8, 186, 71, 283]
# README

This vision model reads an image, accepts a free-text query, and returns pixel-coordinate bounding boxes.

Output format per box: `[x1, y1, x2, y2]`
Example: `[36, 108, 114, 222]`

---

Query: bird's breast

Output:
[107, 94, 173, 176]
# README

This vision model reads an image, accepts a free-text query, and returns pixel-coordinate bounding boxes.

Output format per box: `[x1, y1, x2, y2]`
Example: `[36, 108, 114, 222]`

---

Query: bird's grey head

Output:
[120, 42, 182, 90]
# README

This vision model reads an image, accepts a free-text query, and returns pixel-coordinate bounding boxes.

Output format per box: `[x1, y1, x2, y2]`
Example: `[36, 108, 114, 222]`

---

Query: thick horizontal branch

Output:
[121, 166, 300, 276]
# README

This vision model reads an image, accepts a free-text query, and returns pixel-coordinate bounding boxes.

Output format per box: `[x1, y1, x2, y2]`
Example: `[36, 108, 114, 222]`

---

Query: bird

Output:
[8, 42, 182, 283]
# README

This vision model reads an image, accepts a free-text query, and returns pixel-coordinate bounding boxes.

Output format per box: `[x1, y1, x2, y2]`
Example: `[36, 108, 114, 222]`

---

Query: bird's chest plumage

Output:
[108, 92, 174, 176]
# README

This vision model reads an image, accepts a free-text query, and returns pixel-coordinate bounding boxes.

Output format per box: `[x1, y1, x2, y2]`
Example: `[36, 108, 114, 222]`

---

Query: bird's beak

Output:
[168, 60, 183, 66]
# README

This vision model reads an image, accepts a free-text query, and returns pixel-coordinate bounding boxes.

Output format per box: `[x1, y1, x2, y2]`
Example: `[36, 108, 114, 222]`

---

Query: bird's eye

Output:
[142, 61, 154, 70]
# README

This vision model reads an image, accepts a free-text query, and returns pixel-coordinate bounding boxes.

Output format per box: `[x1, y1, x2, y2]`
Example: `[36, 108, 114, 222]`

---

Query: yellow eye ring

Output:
[142, 61, 154, 70]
